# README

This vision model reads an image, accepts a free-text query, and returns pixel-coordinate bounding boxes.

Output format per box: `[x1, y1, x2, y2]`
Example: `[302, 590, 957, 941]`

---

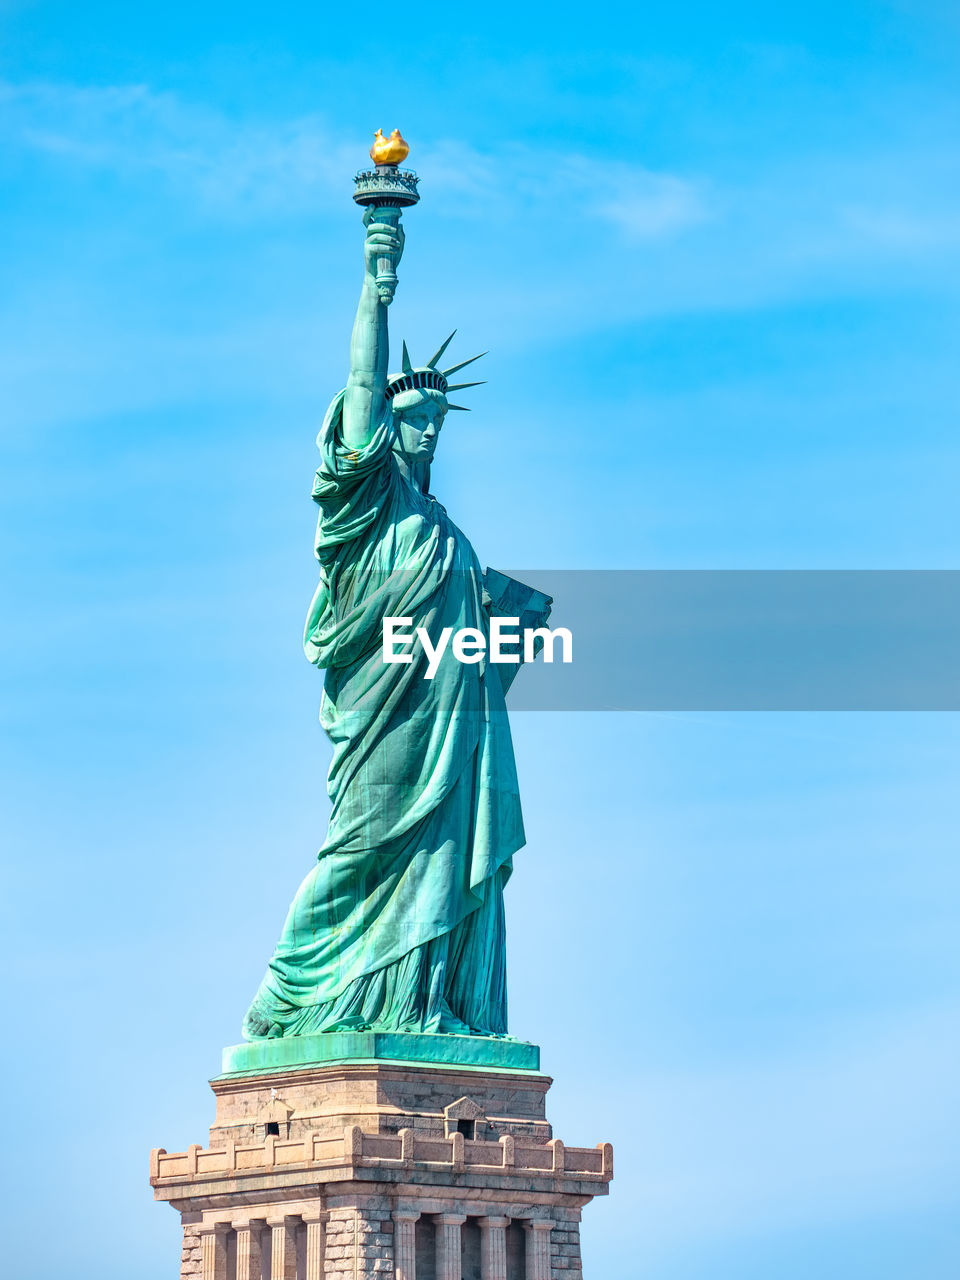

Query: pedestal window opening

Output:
[460, 1218, 482, 1280]
[415, 1216, 437, 1280]
[505, 1222, 526, 1280]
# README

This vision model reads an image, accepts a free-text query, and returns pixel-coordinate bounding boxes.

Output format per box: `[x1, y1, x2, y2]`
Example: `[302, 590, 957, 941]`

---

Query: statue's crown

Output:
[386, 333, 487, 412]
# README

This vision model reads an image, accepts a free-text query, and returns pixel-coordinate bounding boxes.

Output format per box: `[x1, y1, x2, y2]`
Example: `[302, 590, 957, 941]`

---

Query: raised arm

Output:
[342, 208, 404, 449]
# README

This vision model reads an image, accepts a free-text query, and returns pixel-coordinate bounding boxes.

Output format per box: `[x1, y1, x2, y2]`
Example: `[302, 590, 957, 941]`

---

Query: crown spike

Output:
[441, 351, 487, 378]
[445, 404, 470, 411]
[427, 331, 457, 369]
[401, 341, 414, 375]
[445, 380, 486, 392]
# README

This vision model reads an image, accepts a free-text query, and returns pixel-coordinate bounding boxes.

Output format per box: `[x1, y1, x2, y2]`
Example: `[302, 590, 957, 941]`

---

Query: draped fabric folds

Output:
[242, 394, 524, 1039]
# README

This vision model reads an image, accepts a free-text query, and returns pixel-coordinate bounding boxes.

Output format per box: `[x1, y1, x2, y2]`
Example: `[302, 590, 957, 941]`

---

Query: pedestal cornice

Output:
[219, 1031, 540, 1078]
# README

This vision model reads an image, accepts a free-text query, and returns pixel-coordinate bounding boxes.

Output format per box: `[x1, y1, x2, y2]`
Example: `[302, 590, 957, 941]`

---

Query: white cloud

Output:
[590, 169, 710, 239]
[9, 75, 956, 275]
[2, 75, 960, 440]
[0, 78, 707, 238]
[0, 79, 360, 214]
[841, 204, 960, 251]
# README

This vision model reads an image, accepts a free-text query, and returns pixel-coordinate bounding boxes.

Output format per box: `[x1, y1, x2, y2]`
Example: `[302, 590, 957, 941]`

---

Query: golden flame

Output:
[370, 128, 410, 166]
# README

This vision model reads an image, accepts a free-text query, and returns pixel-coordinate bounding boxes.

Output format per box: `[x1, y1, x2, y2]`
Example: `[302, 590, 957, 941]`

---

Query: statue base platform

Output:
[151, 1039, 611, 1279]
[220, 1031, 540, 1077]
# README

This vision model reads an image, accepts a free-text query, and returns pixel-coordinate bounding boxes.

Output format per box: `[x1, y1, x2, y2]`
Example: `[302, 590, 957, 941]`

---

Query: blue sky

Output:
[1, 2, 959, 1277]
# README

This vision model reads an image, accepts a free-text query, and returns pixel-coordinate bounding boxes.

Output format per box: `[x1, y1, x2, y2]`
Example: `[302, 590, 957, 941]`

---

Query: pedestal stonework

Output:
[151, 1036, 612, 1279]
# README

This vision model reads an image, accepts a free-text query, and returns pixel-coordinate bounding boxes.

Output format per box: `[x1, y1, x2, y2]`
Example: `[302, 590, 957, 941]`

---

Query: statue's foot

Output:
[434, 1009, 473, 1035]
[243, 1010, 281, 1040]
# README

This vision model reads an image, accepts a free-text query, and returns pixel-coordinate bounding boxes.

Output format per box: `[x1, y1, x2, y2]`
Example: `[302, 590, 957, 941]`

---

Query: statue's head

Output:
[391, 386, 448, 463]
[386, 334, 486, 477]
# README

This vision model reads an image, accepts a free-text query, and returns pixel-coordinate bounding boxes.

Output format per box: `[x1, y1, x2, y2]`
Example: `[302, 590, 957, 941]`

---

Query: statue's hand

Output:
[362, 206, 404, 281]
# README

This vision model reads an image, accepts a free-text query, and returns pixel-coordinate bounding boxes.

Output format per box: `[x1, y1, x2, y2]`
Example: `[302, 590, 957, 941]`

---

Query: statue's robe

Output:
[243, 394, 524, 1038]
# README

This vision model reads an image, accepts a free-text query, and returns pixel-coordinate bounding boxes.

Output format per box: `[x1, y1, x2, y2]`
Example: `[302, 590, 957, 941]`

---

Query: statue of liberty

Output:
[243, 142, 545, 1042]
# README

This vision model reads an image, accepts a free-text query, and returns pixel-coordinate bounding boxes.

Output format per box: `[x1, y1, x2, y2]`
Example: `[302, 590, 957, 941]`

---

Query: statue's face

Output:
[394, 395, 446, 462]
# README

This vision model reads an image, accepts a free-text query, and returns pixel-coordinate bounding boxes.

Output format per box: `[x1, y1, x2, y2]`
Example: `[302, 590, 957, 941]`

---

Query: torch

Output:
[353, 129, 420, 306]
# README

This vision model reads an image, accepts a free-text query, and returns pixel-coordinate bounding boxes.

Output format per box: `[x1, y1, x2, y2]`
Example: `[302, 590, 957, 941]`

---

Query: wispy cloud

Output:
[417, 135, 710, 238]
[7, 74, 955, 281]
[2, 75, 960, 439]
[0, 78, 708, 238]
[8, 75, 958, 271]
[0, 79, 360, 214]
[590, 169, 710, 240]
[841, 204, 960, 251]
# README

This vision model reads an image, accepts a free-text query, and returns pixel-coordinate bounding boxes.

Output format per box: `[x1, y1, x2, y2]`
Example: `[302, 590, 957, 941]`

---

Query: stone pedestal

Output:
[151, 1035, 611, 1279]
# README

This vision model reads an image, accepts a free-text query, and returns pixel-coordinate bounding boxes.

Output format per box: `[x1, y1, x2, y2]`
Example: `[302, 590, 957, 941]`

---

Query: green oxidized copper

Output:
[222, 1032, 540, 1077]
[241, 140, 548, 1050]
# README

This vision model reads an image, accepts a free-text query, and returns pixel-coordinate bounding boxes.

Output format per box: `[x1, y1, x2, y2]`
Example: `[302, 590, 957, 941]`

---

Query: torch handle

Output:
[372, 205, 401, 306]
